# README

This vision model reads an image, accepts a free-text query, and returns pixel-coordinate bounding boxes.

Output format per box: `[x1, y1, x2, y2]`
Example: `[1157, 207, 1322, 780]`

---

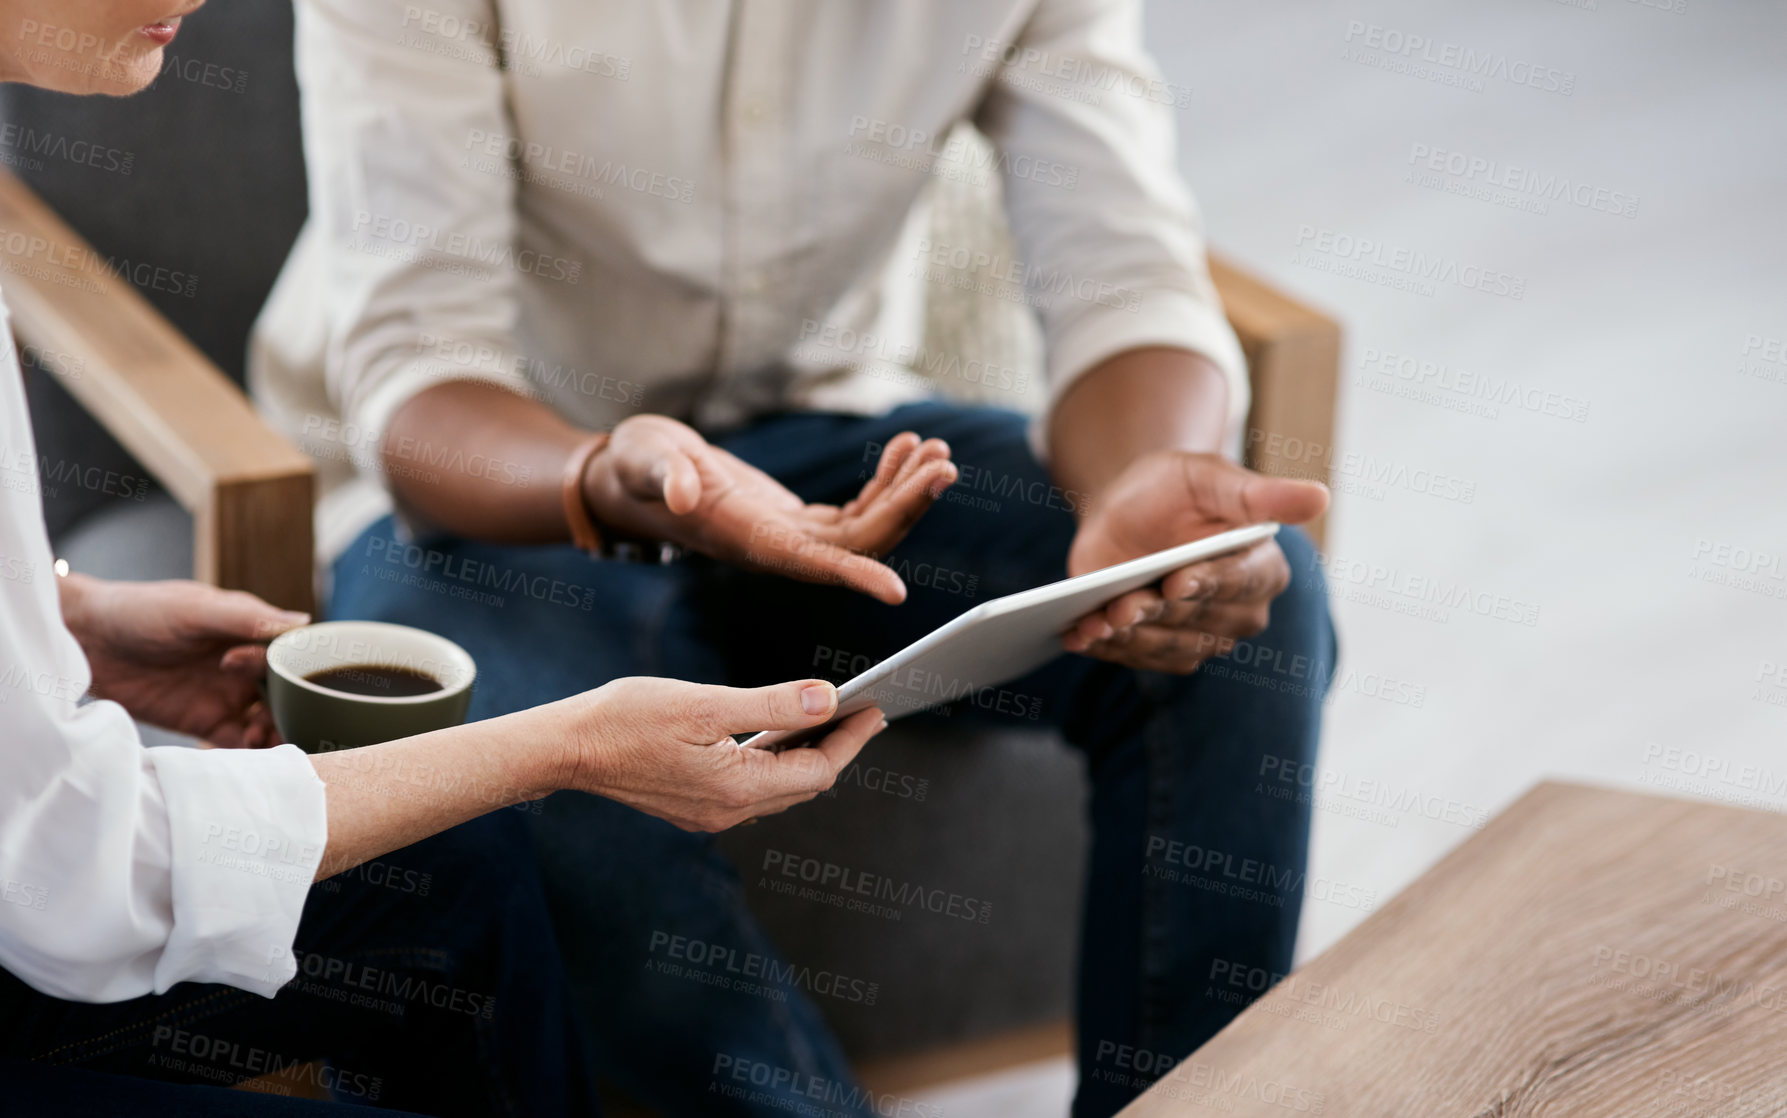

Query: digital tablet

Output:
[745, 521, 1280, 750]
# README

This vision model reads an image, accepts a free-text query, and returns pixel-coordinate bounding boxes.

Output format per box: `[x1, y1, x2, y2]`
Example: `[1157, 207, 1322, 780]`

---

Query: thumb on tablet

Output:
[684, 679, 839, 739]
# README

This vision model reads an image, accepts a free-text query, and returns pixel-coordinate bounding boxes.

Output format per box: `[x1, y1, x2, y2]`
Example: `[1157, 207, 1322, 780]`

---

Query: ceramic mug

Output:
[265, 621, 476, 753]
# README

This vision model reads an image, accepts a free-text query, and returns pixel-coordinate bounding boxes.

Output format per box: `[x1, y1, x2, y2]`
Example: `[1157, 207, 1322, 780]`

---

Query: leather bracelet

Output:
[561, 432, 612, 555]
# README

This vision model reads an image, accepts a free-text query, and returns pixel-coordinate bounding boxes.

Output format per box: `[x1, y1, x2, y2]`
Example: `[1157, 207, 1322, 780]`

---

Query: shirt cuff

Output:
[144, 743, 328, 998]
[1029, 288, 1250, 464]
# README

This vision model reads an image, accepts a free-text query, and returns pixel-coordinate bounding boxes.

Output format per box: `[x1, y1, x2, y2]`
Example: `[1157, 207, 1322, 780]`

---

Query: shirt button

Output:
[741, 270, 767, 294]
[743, 100, 768, 122]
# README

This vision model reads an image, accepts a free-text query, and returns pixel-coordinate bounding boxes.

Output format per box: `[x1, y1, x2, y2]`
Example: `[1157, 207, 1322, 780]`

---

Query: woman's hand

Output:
[312, 675, 888, 882]
[584, 416, 957, 604]
[560, 677, 886, 832]
[58, 573, 309, 748]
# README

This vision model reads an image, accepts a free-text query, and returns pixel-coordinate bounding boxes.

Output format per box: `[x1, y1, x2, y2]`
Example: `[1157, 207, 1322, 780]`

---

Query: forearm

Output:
[382, 381, 587, 543]
[307, 698, 574, 880]
[1046, 347, 1230, 505]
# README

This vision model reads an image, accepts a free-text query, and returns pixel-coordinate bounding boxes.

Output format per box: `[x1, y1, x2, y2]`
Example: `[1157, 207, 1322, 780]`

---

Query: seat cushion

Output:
[56, 492, 192, 582]
[717, 722, 1086, 1057]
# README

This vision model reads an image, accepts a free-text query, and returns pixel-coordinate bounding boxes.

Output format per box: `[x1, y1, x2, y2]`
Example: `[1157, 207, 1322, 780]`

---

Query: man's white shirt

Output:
[254, 0, 1249, 560]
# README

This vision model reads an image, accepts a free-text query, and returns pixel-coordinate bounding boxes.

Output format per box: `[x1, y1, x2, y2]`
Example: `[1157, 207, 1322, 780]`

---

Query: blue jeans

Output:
[330, 402, 1334, 1118]
[0, 812, 599, 1117]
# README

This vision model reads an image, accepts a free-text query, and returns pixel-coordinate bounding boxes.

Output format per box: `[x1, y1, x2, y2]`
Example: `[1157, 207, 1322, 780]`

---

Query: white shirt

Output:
[0, 295, 326, 1002]
[253, 0, 1248, 560]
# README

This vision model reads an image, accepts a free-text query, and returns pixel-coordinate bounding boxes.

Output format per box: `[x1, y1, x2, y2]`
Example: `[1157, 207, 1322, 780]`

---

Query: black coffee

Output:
[306, 664, 445, 698]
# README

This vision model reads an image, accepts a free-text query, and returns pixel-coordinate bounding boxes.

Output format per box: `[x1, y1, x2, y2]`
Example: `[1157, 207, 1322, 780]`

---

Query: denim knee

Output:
[345, 810, 547, 931]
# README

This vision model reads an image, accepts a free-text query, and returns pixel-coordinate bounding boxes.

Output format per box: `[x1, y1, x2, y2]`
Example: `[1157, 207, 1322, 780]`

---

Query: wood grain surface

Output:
[1121, 781, 1787, 1117]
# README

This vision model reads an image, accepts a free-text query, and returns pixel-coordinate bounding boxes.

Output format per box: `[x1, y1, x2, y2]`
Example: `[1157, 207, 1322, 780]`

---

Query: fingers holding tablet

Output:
[1063, 581, 1178, 649]
[745, 707, 887, 815]
[1063, 536, 1292, 670]
[1163, 538, 1291, 605]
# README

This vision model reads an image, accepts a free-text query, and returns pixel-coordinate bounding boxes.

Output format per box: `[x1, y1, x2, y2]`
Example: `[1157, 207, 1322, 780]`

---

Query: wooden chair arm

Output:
[1211, 254, 1341, 549]
[0, 169, 314, 612]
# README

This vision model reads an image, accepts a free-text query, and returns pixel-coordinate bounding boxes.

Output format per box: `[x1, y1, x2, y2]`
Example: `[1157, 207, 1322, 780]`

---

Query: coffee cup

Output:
[265, 621, 476, 753]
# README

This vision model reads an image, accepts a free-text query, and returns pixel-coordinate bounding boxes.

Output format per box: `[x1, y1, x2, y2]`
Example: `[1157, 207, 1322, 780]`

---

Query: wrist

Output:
[537, 687, 613, 795]
[1048, 348, 1229, 509]
[578, 440, 678, 553]
[578, 443, 628, 532]
[558, 431, 613, 554]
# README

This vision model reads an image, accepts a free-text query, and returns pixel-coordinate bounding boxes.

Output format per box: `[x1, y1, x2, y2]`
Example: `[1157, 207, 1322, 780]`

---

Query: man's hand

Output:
[1062, 451, 1328, 673]
[59, 574, 309, 748]
[584, 416, 957, 604]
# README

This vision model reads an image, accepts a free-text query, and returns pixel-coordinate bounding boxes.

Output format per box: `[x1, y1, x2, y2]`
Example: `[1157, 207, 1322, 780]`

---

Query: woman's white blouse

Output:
[0, 295, 327, 1003]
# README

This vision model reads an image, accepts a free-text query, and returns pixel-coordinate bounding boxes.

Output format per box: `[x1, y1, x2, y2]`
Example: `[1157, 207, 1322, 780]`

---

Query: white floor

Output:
[926, 0, 1787, 1112]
